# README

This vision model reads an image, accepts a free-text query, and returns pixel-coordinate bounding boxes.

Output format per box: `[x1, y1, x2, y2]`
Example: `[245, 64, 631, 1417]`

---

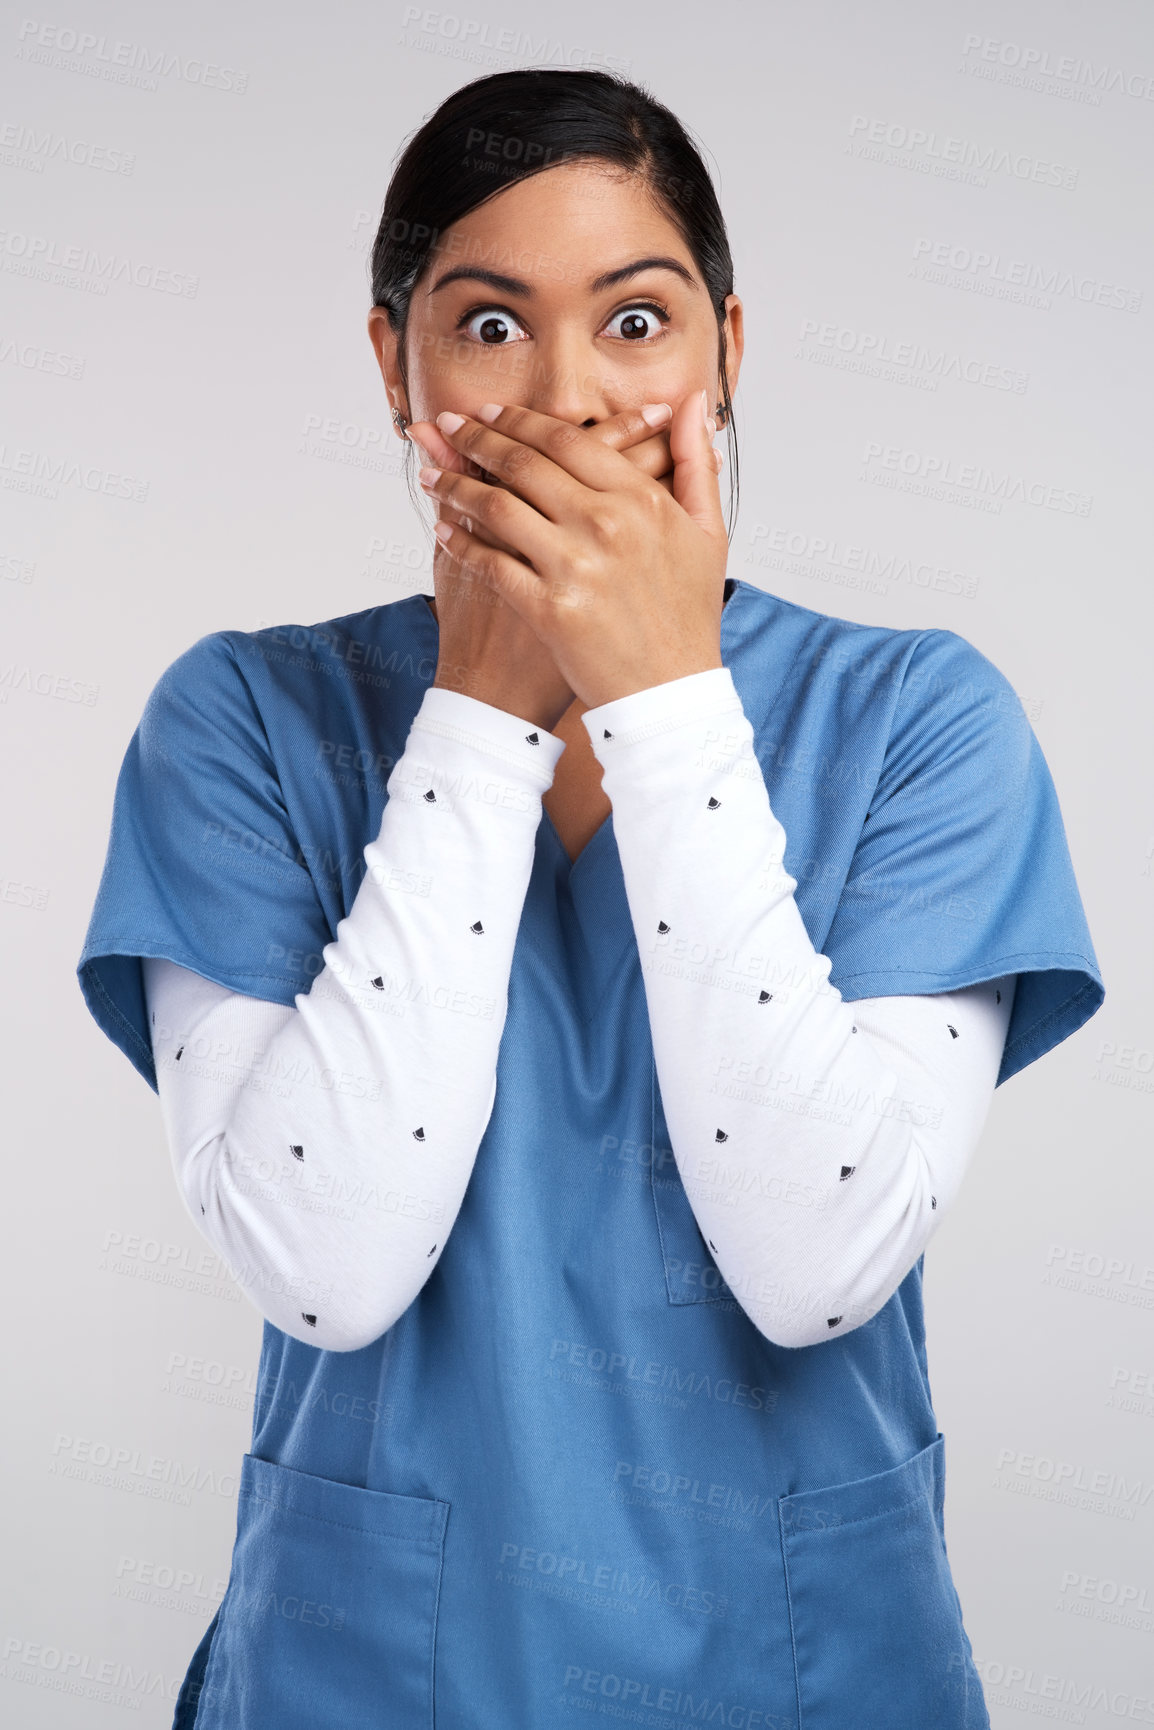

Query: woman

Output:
[78, 68, 1104, 1730]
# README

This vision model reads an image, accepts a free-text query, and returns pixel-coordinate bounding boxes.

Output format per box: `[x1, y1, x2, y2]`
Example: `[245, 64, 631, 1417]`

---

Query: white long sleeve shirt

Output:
[143, 668, 1014, 1353]
[580, 666, 1014, 1346]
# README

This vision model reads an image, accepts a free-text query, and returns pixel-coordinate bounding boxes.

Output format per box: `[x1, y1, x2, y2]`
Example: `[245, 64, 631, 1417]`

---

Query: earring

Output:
[392, 407, 409, 434]
[715, 401, 729, 427]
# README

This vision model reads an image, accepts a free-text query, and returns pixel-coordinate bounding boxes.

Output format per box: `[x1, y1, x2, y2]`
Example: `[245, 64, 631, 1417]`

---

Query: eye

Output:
[602, 302, 670, 343]
[457, 305, 530, 345]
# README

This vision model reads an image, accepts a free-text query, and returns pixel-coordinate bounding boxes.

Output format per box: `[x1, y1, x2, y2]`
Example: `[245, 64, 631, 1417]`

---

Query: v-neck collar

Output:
[402, 576, 771, 1022]
[538, 800, 614, 884]
[405, 577, 751, 886]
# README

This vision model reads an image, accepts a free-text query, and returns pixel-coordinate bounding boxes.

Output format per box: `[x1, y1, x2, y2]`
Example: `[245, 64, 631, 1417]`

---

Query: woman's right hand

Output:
[406, 405, 697, 733]
[411, 427, 576, 732]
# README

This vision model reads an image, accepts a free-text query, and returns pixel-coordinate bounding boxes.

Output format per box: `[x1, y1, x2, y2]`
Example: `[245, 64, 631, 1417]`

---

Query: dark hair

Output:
[369, 67, 740, 535]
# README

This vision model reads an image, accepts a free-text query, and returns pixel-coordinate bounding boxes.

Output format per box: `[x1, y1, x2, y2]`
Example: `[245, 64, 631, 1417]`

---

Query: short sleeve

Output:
[77, 631, 333, 1094]
[821, 628, 1104, 1086]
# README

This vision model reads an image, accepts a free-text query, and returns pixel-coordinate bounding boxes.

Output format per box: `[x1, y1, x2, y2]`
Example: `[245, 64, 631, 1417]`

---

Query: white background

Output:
[2, 0, 1152, 1721]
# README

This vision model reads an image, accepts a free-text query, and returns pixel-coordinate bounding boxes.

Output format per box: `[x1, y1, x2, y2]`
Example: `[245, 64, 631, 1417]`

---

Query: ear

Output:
[367, 306, 409, 435]
[719, 293, 744, 407]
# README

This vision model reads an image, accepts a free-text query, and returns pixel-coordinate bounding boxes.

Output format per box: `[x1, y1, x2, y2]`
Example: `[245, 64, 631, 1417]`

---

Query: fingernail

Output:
[418, 465, 442, 488]
[700, 387, 710, 426]
[433, 520, 452, 543]
[706, 416, 717, 438]
[437, 411, 466, 434]
[477, 403, 504, 423]
[640, 402, 672, 427]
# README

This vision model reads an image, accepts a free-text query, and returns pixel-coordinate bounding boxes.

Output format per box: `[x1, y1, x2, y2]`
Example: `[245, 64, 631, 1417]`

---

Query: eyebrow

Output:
[426, 255, 698, 298]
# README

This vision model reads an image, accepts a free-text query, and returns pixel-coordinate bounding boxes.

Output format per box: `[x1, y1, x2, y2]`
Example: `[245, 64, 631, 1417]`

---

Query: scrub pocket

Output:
[650, 1058, 737, 1307]
[778, 1432, 988, 1730]
[190, 1452, 449, 1730]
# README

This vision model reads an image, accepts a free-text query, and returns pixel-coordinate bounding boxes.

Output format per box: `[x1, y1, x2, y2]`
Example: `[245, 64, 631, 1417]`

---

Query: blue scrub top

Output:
[78, 578, 1103, 1730]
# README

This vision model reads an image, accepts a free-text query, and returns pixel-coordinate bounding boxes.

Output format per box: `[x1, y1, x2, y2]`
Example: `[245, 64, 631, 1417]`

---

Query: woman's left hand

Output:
[418, 389, 729, 709]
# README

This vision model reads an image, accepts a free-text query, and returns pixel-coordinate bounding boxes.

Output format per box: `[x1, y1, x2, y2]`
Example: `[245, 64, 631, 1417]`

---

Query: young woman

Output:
[78, 68, 1104, 1730]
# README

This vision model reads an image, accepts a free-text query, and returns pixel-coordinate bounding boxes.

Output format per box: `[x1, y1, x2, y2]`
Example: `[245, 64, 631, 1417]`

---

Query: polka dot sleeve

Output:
[143, 683, 565, 1352]
[583, 665, 1017, 1349]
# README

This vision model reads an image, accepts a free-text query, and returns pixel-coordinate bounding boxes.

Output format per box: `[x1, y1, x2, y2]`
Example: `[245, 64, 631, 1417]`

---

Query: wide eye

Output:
[602, 303, 669, 342]
[459, 306, 530, 345]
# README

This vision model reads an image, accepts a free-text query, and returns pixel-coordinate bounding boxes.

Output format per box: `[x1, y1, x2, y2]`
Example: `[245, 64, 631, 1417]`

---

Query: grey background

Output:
[2, 0, 1152, 1721]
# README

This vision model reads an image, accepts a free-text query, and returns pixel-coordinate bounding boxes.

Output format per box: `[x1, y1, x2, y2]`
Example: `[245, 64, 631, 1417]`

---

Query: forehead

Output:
[424, 160, 698, 294]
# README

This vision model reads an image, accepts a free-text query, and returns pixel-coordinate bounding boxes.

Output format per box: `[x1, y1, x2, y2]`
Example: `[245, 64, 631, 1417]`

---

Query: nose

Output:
[520, 328, 609, 428]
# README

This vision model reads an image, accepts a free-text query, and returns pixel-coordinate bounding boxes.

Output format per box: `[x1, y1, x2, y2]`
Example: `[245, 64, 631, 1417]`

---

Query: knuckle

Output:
[567, 546, 598, 583]
[473, 544, 501, 583]
[588, 507, 620, 543]
[483, 486, 515, 528]
[544, 421, 583, 459]
[502, 443, 537, 482]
